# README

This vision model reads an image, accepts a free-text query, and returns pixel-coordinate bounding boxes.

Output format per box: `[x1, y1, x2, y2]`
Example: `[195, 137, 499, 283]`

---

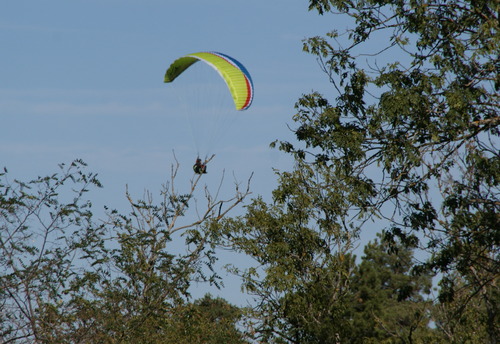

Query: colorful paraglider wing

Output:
[164, 52, 253, 110]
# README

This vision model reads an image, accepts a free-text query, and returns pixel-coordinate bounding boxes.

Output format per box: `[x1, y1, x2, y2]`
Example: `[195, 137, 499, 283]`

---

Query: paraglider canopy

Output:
[164, 52, 254, 111]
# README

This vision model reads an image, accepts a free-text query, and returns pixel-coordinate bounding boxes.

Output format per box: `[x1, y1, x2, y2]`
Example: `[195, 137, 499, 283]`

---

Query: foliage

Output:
[164, 294, 250, 344]
[217, 0, 499, 342]
[0, 158, 251, 343]
[218, 206, 438, 343]
[432, 272, 493, 343]
[217, 159, 359, 342]
[2, 1, 499, 343]
[348, 233, 436, 343]
[278, 0, 498, 341]
[0, 160, 104, 343]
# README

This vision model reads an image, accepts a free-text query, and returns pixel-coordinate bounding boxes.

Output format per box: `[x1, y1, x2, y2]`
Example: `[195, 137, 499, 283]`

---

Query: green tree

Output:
[217, 163, 359, 343]
[0, 160, 105, 343]
[57, 157, 251, 343]
[165, 294, 250, 344]
[1, 157, 252, 343]
[216, 0, 497, 342]
[432, 272, 493, 343]
[272, 0, 498, 342]
[349, 233, 436, 343]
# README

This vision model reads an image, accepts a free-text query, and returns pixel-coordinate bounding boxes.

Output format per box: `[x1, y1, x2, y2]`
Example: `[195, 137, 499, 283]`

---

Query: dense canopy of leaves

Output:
[269, 0, 499, 342]
[221, 0, 498, 342]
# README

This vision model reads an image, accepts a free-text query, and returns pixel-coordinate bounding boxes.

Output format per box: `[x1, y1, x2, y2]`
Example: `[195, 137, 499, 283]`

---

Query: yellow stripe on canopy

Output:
[164, 52, 253, 111]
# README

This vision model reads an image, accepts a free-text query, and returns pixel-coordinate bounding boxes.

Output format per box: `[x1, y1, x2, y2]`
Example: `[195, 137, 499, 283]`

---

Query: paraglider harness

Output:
[193, 158, 207, 174]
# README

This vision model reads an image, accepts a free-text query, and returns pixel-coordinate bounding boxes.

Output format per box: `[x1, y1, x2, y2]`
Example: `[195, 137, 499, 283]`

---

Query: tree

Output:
[432, 272, 493, 343]
[349, 233, 436, 343]
[0, 160, 105, 343]
[214, 0, 498, 342]
[68, 157, 251, 343]
[273, 0, 498, 342]
[164, 294, 250, 344]
[217, 164, 359, 343]
[0, 157, 252, 343]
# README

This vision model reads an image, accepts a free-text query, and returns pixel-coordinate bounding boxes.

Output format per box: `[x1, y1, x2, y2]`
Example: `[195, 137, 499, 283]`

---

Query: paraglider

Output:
[193, 158, 207, 174]
[164, 52, 254, 110]
[164, 52, 254, 174]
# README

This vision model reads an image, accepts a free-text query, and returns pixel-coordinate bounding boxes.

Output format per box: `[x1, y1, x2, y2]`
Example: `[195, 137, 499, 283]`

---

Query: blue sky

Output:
[1, 1, 351, 303]
[1, 0, 341, 196]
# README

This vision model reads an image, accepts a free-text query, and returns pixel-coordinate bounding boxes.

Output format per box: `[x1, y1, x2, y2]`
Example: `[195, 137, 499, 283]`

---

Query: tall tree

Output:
[0, 161, 105, 343]
[0, 158, 252, 343]
[219, 0, 498, 342]
[57, 157, 251, 343]
[164, 294, 250, 344]
[273, 0, 498, 342]
[217, 161, 360, 343]
[349, 233, 436, 343]
[432, 272, 493, 343]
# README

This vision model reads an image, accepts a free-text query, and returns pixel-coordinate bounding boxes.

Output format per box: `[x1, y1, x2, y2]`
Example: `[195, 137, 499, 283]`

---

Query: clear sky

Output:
[1, 1, 349, 303]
